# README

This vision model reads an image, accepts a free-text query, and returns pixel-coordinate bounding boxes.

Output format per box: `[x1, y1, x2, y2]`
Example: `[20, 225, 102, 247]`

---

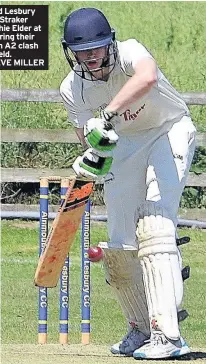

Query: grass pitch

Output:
[2, 344, 206, 364]
[1, 221, 206, 363]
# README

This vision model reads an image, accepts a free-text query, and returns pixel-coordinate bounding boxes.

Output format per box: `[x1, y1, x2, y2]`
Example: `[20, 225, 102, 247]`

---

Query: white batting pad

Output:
[98, 242, 150, 336]
[136, 202, 183, 340]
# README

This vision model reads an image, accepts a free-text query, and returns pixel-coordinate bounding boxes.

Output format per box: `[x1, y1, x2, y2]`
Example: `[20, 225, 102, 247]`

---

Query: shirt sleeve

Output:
[60, 75, 94, 128]
[120, 39, 155, 76]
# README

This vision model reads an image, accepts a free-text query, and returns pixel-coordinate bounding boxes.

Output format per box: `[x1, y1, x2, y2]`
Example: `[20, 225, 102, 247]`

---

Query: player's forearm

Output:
[107, 73, 156, 113]
[107, 58, 157, 113]
[75, 127, 88, 150]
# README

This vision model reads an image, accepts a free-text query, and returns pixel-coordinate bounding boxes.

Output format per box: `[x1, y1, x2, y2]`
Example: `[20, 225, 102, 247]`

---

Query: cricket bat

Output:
[34, 177, 94, 288]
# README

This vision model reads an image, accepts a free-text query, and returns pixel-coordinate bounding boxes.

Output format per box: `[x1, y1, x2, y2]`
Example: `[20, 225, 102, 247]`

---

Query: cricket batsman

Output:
[60, 8, 196, 359]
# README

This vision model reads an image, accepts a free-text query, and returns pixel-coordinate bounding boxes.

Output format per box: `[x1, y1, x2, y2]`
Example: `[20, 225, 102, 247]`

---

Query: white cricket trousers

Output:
[104, 116, 196, 247]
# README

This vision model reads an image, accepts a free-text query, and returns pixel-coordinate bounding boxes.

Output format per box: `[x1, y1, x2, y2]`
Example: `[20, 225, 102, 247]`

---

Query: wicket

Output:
[38, 177, 91, 345]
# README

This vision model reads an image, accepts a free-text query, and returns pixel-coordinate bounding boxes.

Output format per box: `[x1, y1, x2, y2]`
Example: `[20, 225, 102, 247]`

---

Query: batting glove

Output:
[72, 148, 113, 180]
[84, 111, 119, 154]
[101, 109, 118, 123]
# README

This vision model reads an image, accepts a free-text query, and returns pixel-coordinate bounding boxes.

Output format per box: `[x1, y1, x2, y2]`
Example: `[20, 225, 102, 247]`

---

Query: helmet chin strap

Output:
[78, 44, 116, 81]
[71, 52, 105, 80]
[84, 57, 110, 81]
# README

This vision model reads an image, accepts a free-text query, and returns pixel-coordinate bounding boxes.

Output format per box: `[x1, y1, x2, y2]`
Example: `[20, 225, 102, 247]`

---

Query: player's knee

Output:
[136, 201, 178, 257]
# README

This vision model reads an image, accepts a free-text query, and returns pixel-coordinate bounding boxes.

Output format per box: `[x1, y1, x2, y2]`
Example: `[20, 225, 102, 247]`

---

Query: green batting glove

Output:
[84, 117, 119, 153]
[72, 148, 113, 179]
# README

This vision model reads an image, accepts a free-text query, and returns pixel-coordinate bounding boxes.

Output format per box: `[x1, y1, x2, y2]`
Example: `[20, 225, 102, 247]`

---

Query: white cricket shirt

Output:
[60, 39, 190, 135]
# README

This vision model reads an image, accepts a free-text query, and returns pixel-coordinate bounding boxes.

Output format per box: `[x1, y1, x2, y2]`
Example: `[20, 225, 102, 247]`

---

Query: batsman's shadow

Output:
[176, 351, 206, 361]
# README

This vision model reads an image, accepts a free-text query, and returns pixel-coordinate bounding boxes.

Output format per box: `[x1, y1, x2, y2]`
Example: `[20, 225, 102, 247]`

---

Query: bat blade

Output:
[34, 177, 94, 288]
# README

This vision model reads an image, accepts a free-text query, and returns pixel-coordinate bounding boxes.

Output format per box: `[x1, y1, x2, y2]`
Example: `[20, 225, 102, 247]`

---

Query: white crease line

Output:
[1, 258, 37, 264]
[1, 258, 103, 269]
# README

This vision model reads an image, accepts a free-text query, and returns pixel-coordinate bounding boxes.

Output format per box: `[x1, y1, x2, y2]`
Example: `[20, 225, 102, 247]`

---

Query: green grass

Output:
[1, 1, 206, 130]
[1, 221, 206, 348]
[1, 2, 206, 197]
